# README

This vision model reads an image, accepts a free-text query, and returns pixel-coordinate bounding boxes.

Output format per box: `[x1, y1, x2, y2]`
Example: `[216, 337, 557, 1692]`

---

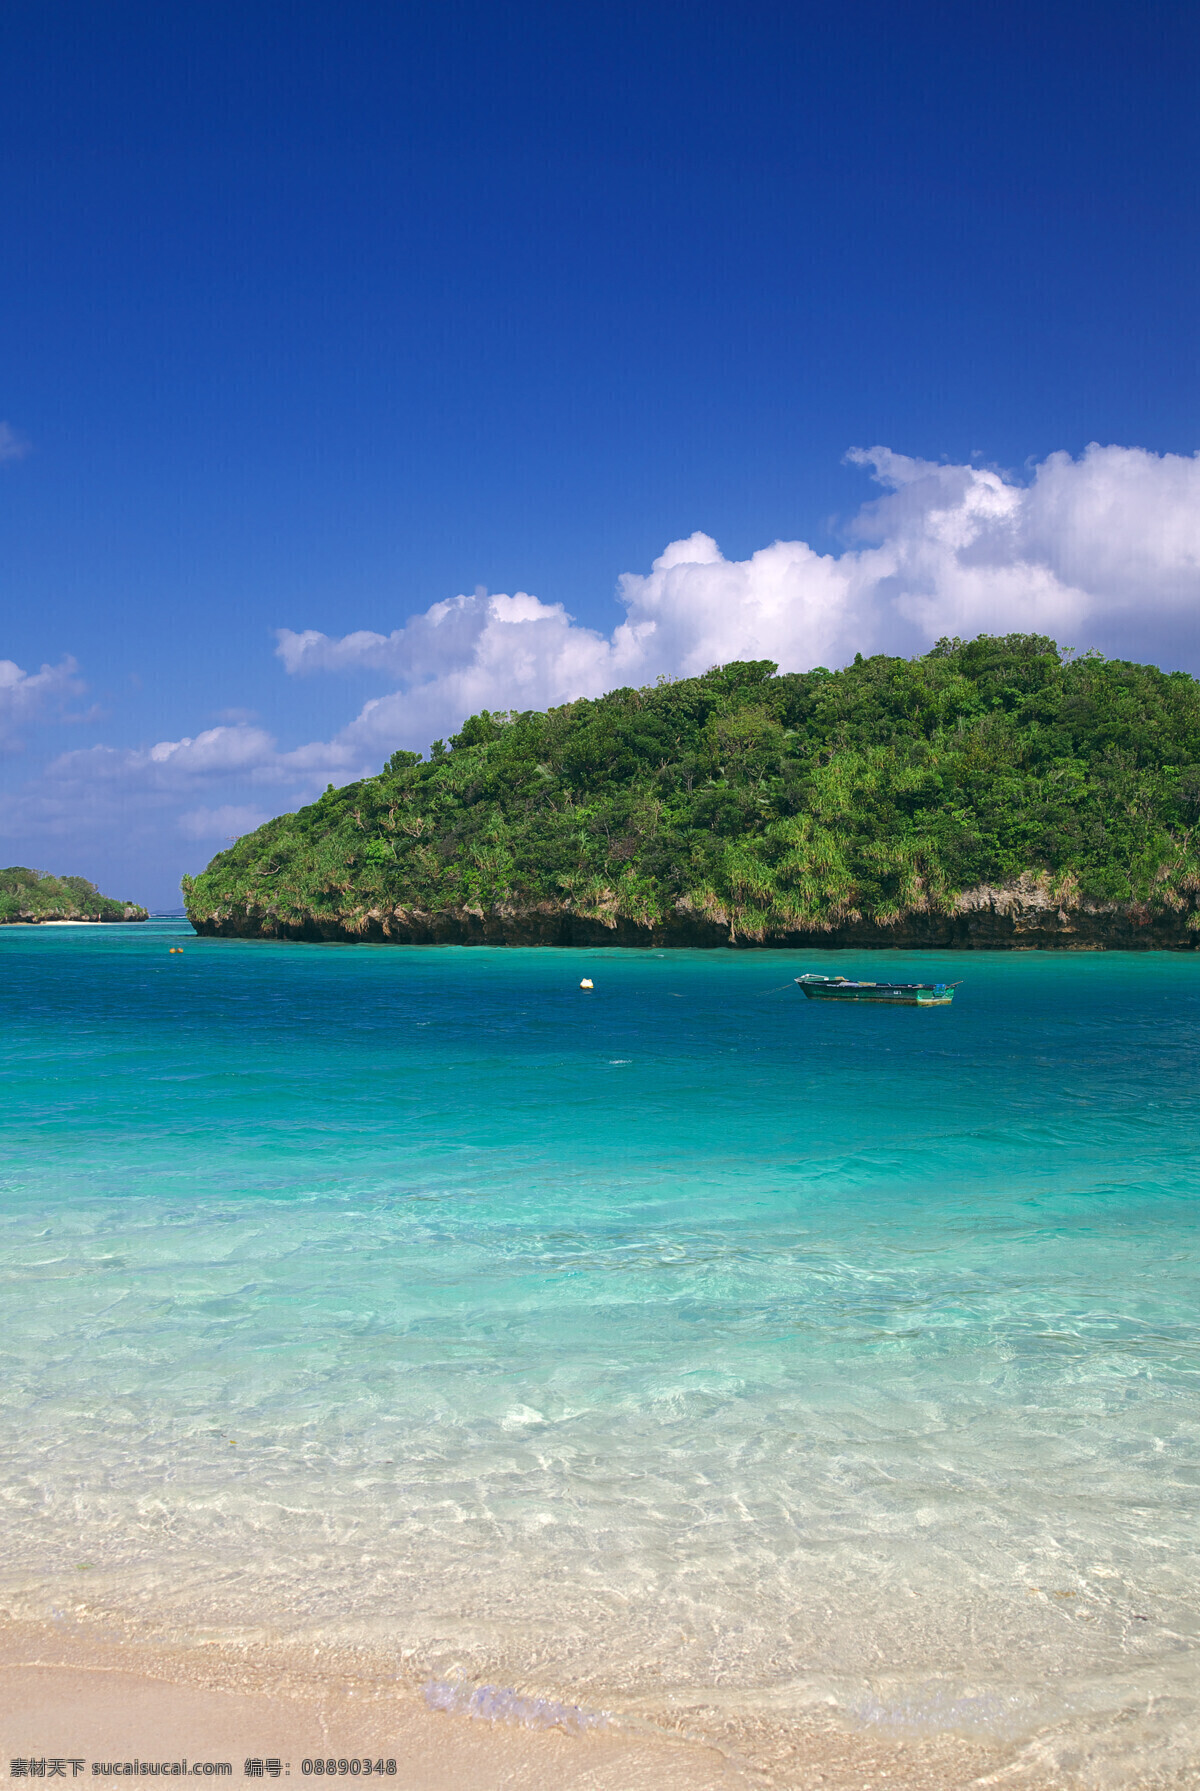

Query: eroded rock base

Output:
[189, 886, 1200, 950]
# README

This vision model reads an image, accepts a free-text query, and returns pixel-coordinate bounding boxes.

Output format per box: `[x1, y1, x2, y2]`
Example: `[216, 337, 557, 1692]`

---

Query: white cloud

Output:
[277, 587, 637, 755]
[8, 441, 1200, 890]
[43, 723, 365, 800]
[841, 443, 1200, 642]
[0, 656, 83, 746]
[0, 422, 30, 464]
[275, 443, 1200, 759]
[4, 722, 373, 859]
[48, 725, 274, 788]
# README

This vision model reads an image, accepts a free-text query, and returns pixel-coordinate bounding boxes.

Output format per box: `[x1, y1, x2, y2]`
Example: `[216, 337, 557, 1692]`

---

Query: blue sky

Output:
[3, 0, 1199, 908]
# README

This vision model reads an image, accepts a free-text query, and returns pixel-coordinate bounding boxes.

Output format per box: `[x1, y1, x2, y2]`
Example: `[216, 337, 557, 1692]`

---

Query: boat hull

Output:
[796, 978, 955, 1006]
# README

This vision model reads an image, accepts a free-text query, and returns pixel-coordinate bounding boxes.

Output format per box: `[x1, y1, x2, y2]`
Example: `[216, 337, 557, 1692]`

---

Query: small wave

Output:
[424, 1679, 610, 1734]
[848, 1683, 1023, 1739]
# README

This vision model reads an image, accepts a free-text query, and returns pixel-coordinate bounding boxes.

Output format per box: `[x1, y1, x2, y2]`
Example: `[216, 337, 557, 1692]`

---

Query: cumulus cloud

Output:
[841, 444, 1200, 642]
[274, 443, 1200, 759]
[0, 656, 83, 746]
[277, 586, 637, 753]
[9, 441, 1200, 898]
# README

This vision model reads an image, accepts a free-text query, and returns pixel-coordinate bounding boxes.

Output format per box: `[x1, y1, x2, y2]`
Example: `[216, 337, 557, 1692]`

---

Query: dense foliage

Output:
[184, 635, 1200, 938]
[0, 866, 147, 924]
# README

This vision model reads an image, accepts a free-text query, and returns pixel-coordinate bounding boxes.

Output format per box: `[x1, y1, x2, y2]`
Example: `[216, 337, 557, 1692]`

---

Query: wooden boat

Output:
[795, 974, 959, 1007]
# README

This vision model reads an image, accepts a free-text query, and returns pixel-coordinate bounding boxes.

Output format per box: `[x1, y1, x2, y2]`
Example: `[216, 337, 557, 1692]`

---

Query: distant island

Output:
[183, 634, 1200, 950]
[1, 866, 148, 925]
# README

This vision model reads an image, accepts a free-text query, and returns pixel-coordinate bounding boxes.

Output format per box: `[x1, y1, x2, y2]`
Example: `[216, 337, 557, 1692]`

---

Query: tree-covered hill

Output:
[0, 867, 148, 924]
[184, 635, 1200, 949]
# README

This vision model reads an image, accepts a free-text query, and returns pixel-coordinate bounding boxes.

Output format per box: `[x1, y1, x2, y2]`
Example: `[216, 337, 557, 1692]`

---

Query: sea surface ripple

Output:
[1, 922, 1198, 1784]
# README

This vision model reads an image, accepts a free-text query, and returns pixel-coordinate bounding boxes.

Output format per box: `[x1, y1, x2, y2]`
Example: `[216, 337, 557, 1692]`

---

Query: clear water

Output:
[2, 921, 1198, 1783]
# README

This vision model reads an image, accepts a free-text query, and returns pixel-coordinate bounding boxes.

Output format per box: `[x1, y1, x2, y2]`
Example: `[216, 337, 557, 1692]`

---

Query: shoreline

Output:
[7, 940, 1196, 1789]
[0, 1619, 1018, 1791]
[0, 917, 149, 927]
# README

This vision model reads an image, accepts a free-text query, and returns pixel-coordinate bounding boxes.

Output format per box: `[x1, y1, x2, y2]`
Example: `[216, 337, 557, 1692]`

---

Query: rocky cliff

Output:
[188, 874, 1199, 950]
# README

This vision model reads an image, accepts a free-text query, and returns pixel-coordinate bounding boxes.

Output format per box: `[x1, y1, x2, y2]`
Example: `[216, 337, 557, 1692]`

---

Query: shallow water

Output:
[2, 922, 1198, 1783]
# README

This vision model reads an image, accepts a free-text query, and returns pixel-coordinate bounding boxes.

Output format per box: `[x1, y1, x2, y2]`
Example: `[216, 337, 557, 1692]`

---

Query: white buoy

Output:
[580, 978, 594, 989]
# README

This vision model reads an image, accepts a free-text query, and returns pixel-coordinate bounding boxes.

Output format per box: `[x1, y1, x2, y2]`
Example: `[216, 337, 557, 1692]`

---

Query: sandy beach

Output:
[0, 1621, 1020, 1791]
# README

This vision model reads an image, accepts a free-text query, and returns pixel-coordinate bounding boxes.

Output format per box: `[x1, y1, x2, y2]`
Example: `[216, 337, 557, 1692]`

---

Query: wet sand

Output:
[0, 1663, 743, 1791]
[0, 1622, 1018, 1791]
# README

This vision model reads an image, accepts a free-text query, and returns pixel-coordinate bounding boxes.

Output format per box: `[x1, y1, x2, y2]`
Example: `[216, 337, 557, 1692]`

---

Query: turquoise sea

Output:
[2, 921, 1199, 1783]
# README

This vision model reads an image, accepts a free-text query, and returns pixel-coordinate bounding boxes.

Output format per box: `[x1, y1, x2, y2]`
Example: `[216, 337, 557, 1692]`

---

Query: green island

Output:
[184, 633, 1200, 949]
[1, 866, 149, 925]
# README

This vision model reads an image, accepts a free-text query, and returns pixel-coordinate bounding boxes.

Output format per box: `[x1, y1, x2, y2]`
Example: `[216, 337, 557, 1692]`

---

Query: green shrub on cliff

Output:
[182, 634, 1200, 939]
[0, 867, 147, 923]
